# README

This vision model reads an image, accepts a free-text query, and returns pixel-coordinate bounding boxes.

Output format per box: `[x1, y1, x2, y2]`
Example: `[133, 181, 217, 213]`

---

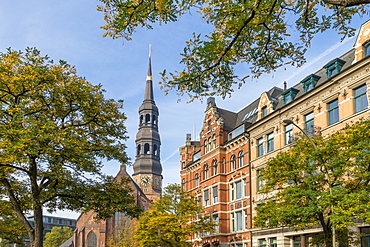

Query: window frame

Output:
[328, 99, 339, 125]
[257, 137, 264, 157]
[354, 84, 368, 113]
[212, 186, 218, 204]
[261, 106, 267, 118]
[304, 112, 315, 136]
[284, 123, 293, 145]
[266, 132, 274, 153]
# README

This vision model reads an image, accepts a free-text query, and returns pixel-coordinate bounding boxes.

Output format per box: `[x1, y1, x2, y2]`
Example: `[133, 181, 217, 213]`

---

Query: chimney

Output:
[207, 97, 215, 105]
[283, 81, 287, 91]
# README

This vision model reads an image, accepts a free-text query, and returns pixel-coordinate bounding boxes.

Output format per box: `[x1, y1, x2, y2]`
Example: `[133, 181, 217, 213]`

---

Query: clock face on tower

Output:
[140, 176, 151, 186]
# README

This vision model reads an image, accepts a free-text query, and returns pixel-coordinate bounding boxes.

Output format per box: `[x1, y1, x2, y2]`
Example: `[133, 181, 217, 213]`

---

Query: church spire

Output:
[144, 45, 154, 102]
[132, 49, 162, 200]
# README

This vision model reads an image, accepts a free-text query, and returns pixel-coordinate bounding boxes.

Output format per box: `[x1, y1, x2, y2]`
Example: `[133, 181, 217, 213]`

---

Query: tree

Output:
[97, 0, 369, 99]
[0, 47, 141, 247]
[0, 199, 26, 246]
[134, 184, 216, 247]
[44, 226, 73, 247]
[253, 119, 370, 246]
[107, 216, 138, 247]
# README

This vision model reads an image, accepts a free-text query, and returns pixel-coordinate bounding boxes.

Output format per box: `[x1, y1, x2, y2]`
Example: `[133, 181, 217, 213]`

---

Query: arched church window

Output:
[152, 115, 157, 125]
[87, 231, 97, 247]
[144, 143, 150, 154]
[153, 145, 158, 156]
[145, 114, 150, 124]
[137, 144, 141, 156]
[140, 115, 143, 124]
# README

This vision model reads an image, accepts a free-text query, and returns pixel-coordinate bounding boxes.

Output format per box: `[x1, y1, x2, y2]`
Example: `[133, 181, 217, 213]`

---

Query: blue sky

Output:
[0, 1, 367, 218]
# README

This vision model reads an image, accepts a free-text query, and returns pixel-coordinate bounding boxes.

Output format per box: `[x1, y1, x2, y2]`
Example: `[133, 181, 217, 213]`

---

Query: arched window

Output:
[204, 140, 208, 154]
[238, 151, 244, 168]
[145, 114, 150, 124]
[152, 115, 157, 125]
[213, 160, 218, 176]
[204, 164, 209, 180]
[153, 145, 158, 156]
[87, 231, 97, 247]
[140, 115, 143, 124]
[213, 135, 216, 148]
[182, 178, 186, 190]
[221, 158, 226, 173]
[231, 155, 236, 171]
[137, 144, 141, 156]
[154, 177, 159, 185]
[144, 143, 150, 154]
[195, 173, 199, 187]
[208, 137, 212, 150]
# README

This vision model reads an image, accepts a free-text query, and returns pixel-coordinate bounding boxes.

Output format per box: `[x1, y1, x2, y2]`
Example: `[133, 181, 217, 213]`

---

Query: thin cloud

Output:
[162, 149, 179, 164]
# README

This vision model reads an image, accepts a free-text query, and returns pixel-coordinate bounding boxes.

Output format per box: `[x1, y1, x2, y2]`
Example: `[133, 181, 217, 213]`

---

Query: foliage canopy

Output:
[254, 119, 370, 246]
[134, 184, 216, 247]
[98, 0, 369, 99]
[44, 226, 73, 247]
[0, 47, 140, 247]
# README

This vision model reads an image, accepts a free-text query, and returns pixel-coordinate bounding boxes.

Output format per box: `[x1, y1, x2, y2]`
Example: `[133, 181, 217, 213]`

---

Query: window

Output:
[261, 106, 267, 117]
[328, 99, 339, 125]
[152, 115, 157, 125]
[231, 213, 235, 232]
[235, 180, 242, 200]
[301, 74, 321, 93]
[195, 173, 199, 187]
[204, 165, 209, 180]
[361, 227, 370, 247]
[257, 170, 265, 191]
[364, 42, 370, 57]
[236, 211, 243, 231]
[154, 177, 159, 185]
[87, 231, 97, 247]
[182, 178, 186, 190]
[304, 112, 315, 135]
[354, 84, 368, 113]
[145, 114, 150, 124]
[282, 88, 299, 105]
[259, 239, 267, 247]
[243, 179, 247, 197]
[213, 160, 218, 175]
[238, 151, 244, 168]
[144, 143, 150, 154]
[204, 189, 210, 206]
[270, 238, 277, 247]
[230, 184, 235, 201]
[257, 137, 264, 157]
[285, 123, 293, 145]
[231, 155, 236, 171]
[212, 186, 218, 204]
[244, 209, 248, 229]
[137, 144, 141, 155]
[267, 132, 274, 153]
[293, 236, 301, 247]
[212, 214, 219, 233]
[213, 135, 216, 148]
[153, 145, 158, 156]
[324, 58, 345, 78]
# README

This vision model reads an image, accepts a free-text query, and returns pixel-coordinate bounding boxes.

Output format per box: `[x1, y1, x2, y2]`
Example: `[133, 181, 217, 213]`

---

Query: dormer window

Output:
[261, 106, 267, 118]
[323, 58, 345, 79]
[301, 74, 321, 93]
[282, 88, 299, 105]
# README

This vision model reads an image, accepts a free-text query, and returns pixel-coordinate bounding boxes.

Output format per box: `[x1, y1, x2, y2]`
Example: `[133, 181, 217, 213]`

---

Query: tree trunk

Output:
[31, 205, 44, 247]
[322, 0, 370, 7]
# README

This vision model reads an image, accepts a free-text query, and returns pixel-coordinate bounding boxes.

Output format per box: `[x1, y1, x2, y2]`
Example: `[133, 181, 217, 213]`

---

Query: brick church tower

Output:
[132, 54, 162, 200]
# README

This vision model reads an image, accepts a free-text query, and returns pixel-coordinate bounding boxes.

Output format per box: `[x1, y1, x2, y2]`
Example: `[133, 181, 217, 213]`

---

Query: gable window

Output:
[304, 112, 315, 135]
[324, 58, 345, 78]
[282, 88, 299, 105]
[354, 84, 368, 113]
[212, 186, 218, 204]
[364, 42, 370, 57]
[285, 124, 293, 145]
[301, 74, 321, 93]
[328, 99, 339, 125]
[267, 132, 274, 153]
[257, 137, 264, 157]
[261, 106, 267, 118]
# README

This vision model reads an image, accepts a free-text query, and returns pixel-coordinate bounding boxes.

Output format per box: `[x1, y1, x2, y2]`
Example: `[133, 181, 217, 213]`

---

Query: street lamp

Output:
[282, 118, 336, 247]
